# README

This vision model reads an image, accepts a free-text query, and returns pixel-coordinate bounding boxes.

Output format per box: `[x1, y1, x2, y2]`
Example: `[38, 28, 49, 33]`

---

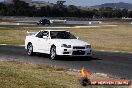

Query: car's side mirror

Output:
[77, 37, 79, 40]
[43, 36, 48, 39]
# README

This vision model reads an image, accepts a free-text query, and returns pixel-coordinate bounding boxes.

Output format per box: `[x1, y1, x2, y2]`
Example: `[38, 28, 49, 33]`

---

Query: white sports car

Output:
[25, 30, 92, 60]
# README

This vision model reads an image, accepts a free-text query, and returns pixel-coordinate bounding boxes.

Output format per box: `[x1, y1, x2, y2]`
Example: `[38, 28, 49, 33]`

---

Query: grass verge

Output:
[0, 60, 128, 88]
[0, 22, 17, 25]
[0, 25, 132, 52]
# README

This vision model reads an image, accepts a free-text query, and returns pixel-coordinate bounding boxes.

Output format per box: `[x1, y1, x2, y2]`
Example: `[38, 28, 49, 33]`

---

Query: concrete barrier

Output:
[50, 19, 67, 23]
[88, 21, 102, 24]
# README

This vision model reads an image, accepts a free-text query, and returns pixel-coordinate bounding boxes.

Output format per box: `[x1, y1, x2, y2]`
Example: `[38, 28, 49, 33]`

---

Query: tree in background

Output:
[0, 0, 132, 18]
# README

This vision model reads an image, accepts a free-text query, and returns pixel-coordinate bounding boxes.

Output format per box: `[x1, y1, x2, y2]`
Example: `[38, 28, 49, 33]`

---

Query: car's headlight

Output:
[86, 45, 91, 48]
[61, 44, 67, 47]
[61, 44, 71, 48]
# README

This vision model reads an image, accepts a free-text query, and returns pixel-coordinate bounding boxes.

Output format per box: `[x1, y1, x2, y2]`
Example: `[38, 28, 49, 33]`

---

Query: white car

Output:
[25, 30, 92, 60]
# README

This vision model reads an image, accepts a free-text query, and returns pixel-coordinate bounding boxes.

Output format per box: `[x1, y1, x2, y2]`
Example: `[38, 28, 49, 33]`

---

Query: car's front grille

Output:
[72, 50, 85, 55]
[73, 46, 85, 49]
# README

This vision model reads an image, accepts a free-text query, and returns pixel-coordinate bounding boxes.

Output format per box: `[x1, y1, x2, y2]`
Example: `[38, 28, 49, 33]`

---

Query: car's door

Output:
[34, 31, 43, 50]
[37, 31, 50, 52]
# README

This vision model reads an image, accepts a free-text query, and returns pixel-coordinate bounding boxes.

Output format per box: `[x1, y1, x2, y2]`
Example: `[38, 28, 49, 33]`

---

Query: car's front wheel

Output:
[27, 43, 34, 56]
[37, 23, 39, 25]
[50, 46, 57, 60]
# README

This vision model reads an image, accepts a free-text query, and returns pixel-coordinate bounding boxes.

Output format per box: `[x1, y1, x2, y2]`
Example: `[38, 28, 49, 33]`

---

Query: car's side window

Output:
[36, 32, 43, 38]
[36, 31, 49, 38]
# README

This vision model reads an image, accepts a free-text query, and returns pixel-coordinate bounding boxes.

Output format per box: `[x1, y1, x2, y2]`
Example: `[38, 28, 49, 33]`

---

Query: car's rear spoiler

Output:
[26, 31, 37, 36]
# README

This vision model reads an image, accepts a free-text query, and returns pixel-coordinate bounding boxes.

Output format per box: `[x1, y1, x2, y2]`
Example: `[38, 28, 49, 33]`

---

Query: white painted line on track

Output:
[96, 49, 132, 54]
[0, 44, 7, 45]
[0, 44, 24, 47]
[96, 73, 108, 77]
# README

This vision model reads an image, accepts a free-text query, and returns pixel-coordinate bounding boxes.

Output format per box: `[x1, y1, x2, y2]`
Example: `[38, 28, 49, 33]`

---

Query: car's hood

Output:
[52, 39, 90, 46]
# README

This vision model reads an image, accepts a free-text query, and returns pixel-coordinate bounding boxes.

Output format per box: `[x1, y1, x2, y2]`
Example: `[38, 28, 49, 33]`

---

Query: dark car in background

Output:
[37, 19, 50, 25]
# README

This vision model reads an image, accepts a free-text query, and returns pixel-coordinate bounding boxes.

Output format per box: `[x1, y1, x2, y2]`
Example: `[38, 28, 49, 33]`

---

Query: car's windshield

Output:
[50, 31, 77, 39]
[42, 19, 47, 21]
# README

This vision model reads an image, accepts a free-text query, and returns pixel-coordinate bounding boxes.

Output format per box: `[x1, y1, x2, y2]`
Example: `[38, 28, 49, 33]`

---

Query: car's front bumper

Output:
[56, 47, 92, 56]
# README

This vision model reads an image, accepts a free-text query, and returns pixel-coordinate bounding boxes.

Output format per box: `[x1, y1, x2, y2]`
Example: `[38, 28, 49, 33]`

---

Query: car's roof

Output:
[44, 30, 66, 32]
[40, 19, 48, 20]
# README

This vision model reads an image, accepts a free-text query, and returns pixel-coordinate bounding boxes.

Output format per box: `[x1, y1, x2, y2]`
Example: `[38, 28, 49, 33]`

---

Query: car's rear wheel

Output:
[50, 46, 57, 60]
[48, 22, 50, 25]
[27, 44, 34, 56]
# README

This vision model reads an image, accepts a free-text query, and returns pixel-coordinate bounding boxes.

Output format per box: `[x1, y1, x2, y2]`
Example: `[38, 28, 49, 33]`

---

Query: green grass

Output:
[70, 25, 132, 52]
[0, 25, 132, 52]
[0, 22, 17, 25]
[0, 60, 128, 88]
[0, 28, 38, 45]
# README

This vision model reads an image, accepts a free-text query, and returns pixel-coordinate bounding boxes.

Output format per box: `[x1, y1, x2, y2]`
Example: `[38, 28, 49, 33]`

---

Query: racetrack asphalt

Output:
[0, 45, 132, 80]
[0, 21, 89, 28]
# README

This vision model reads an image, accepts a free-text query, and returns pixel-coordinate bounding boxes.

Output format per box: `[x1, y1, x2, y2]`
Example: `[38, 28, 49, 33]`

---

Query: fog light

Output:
[87, 53, 91, 55]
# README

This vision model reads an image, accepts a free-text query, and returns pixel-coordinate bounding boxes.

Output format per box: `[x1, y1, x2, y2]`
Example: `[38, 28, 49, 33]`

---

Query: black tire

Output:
[27, 43, 34, 56]
[37, 23, 39, 25]
[47, 20, 50, 25]
[50, 46, 57, 60]
[80, 77, 91, 86]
